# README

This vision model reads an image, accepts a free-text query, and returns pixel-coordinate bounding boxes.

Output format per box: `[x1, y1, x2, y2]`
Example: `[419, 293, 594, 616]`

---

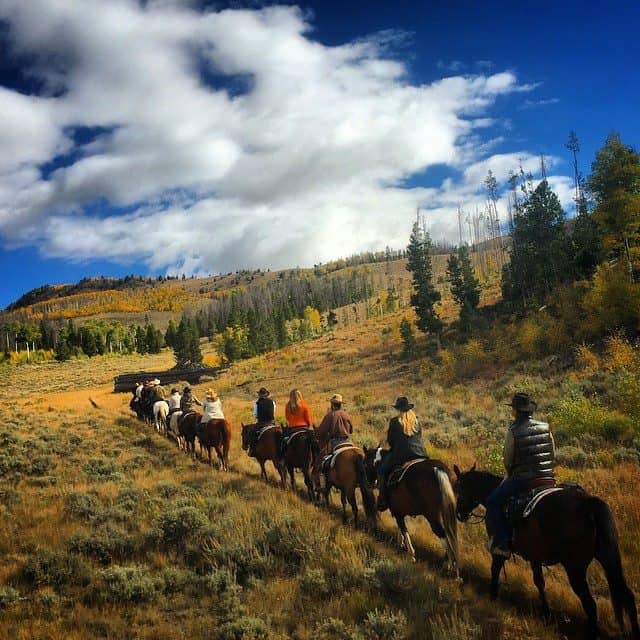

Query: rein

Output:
[466, 508, 486, 525]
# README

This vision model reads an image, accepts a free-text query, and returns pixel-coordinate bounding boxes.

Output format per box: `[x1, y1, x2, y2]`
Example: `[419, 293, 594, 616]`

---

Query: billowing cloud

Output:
[0, 0, 565, 273]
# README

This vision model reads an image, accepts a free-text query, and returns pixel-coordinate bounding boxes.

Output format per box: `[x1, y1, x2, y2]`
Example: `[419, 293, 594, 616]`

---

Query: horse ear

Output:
[363, 445, 368, 454]
[453, 464, 461, 478]
[471, 462, 477, 472]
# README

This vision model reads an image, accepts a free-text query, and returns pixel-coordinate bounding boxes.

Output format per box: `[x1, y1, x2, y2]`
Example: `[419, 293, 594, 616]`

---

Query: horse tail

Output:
[588, 496, 639, 637]
[435, 467, 459, 573]
[356, 455, 378, 525]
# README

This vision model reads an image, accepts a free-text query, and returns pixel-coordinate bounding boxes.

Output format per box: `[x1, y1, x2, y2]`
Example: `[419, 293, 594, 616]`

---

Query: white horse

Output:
[167, 410, 183, 448]
[153, 401, 169, 435]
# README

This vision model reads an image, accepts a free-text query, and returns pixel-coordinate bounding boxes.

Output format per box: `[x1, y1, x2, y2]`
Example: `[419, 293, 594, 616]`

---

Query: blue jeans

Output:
[486, 477, 526, 546]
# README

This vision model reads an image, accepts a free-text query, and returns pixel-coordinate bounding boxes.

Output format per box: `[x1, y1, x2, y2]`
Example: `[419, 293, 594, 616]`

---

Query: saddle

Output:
[256, 424, 277, 442]
[386, 458, 428, 488]
[504, 481, 563, 526]
[321, 441, 356, 473]
[282, 428, 311, 449]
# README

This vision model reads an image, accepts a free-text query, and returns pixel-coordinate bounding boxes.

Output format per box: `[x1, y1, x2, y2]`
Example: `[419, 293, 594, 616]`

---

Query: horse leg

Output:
[347, 489, 359, 528]
[531, 562, 551, 621]
[340, 490, 348, 524]
[259, 460, 268, 482]
[428, 519, 451, 570]
[287, 464, 295, 492]
[490, 555, 506, 601]
[275, 460, 287, 489]
[214, 445, 223, 470]
[565, 563, 598, 640]
[302, 467, 314, 502]
[394, 514, 415, 562]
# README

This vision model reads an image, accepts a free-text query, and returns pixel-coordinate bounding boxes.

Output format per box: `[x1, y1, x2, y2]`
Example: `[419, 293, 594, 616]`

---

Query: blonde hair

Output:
[206, 389, 217, 401]
[398, 409, 417, 436]
[288, 389, 302, 413]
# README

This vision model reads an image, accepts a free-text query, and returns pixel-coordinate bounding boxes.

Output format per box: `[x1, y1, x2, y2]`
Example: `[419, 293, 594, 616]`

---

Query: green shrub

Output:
[299, 567, 329, 597]
[613, 447, 640, 464]
[64, 491, 102, 522]
[0, 486, 20, 506]
[0, 453, 26, 476]
[152, 505, 210, 550]
[22, 549, 92, 588]
[555, 446, 589, 468]
[27, 475, 58, 487]
[83, 458, 122, 482]
[430, 607, 482, 640]
[314, 618, 359, 640]
[368, 559, 417, 600]
[0, 586, 20, 609]
[362, 608, 408, 640]
[67, 525, 136, 565]
[28, 455, 56, 476]
[98, 564, 163, 603]
[215, 616, 270, 640]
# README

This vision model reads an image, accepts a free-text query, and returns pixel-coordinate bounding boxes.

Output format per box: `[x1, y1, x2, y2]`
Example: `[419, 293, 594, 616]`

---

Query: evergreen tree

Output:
[164, 319, 177, 349]
[327, 310, 338, 329]
[174, 317, 202, 365]
[447, 245, 481, 332]
[55, 334, 71, 361]
[135, 325, 148, 354]
[502, 180, 572, 308]
[588, 133, 640, 278]
[399, 318, 417, 359]
[406, 219, 442, 339]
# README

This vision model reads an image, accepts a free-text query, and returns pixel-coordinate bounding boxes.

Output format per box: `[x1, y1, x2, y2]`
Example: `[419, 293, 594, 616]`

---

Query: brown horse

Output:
[179, 412, 200, 457]
[241, 423, 286, 486]
[198, 418, 232, 471]
[281, 427, 320, 501]
[454, 465, 639, 640]
[321, 444, 377, 528]
[364, 447, 458, 574]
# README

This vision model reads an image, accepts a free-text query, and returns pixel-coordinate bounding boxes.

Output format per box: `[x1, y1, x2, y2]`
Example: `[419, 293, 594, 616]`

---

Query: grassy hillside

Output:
[2, 298, 638, 639]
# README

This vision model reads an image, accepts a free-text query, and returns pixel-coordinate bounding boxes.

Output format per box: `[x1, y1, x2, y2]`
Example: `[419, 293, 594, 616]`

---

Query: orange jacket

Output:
[285, 400, 312, 427]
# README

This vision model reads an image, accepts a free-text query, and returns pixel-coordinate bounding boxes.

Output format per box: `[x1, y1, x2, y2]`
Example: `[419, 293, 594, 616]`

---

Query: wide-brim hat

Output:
[330, 393, 343, 404]
[506, 392, 537, 413]
[393, 396, 414, 412]
[205, 388, 215, 398]
[152, 378, 161, 385]
[258, 387, 269, 397]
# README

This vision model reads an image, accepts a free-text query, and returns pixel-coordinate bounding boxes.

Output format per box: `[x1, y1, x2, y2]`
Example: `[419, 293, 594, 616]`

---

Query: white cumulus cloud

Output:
[0, 0, 565, 274]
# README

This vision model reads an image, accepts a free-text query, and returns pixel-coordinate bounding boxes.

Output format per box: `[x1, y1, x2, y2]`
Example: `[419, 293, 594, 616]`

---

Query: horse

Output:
[453, 465, 639, 640]
[281, 426, 320, 501]
[320, 443, 377, 528]
[153, 400, 169, 435]
[198, 418, 232, 471]
[179, 412, 200, 457]
[363, 447, 458, 573]
[167, 410, 183, 446]
[241, 423, 286, 486]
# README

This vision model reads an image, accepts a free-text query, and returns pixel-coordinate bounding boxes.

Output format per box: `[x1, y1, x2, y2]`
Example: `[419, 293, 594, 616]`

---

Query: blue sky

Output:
[0, 0, 638, 309]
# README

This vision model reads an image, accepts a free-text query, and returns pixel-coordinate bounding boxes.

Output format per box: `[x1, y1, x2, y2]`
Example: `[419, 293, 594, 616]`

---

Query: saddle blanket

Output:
[506, 486, 564, 524]
[321, 443, 359, 472]
[387, 458, 428, 487]
[256, 424, 277, 441]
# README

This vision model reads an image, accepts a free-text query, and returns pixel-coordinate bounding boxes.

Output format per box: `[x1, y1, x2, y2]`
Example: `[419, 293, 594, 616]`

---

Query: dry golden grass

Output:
[1, 292, 638, 639]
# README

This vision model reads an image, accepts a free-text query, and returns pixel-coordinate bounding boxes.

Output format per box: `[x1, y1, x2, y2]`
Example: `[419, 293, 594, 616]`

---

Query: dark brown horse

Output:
[321, 444, 377, 528]
[454, 465, 639, 640]
[364, 447, 458, 574]
[179, 412, 200, 457]
[241, 423, 286, 486]
[198, 418, 232, 471]
[281, 427, 320, 501]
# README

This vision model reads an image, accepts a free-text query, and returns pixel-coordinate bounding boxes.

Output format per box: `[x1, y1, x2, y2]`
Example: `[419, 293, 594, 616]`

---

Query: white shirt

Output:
[135, 384, 143, 399]
[168, 392, 181, 411]
[203, 398, 224, 420]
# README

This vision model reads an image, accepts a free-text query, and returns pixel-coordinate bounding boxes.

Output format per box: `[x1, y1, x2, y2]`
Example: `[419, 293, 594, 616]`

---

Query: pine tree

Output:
[164, 319, 177, 349]
[406, 219, 442, 339]
[399, 318, 417, 359]
[588, 132, 640, 279]
[135, 325, 148, 354]
[447, 246, 481, 332]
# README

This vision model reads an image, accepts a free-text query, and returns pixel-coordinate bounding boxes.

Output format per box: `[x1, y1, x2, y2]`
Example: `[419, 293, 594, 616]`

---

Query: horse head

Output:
[362, 445, 383, 486]
[240, 422, 250, 450]
[453, 463, 488, 522]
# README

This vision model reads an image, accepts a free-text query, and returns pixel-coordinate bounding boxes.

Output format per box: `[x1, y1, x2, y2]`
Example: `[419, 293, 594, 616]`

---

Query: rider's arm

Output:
[302, 404, 312, 427]
[503, 429, 515, 473]
[253, 402, 258, 418]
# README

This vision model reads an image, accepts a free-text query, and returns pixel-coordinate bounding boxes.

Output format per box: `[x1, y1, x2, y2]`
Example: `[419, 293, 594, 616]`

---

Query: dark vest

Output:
[510, 418, 554, 480]
[256, 397, 275, 423]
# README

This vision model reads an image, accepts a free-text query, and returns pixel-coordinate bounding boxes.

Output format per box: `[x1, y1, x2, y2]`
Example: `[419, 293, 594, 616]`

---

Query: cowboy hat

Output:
[506, 392, 537, 413]
[258, 387, 269, 397]
[330, 393, 343, 404]
[393, 396, 414, 412]
[152, 378, 161, 385]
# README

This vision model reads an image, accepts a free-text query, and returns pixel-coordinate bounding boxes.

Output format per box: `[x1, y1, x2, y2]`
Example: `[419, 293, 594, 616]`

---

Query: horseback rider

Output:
[376, 396, 427, 512]
[167, 388, 181, 415]
[312, 394, 353, 483]
[135, 381, 143, 399]
[197, 389, 224, 436]
[486, 392, 556, 557]
[179, 386, 202, 415]
[248, 388, 277, 457]
[281, 389, 313, 456]
[151, 379, 165, 403]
